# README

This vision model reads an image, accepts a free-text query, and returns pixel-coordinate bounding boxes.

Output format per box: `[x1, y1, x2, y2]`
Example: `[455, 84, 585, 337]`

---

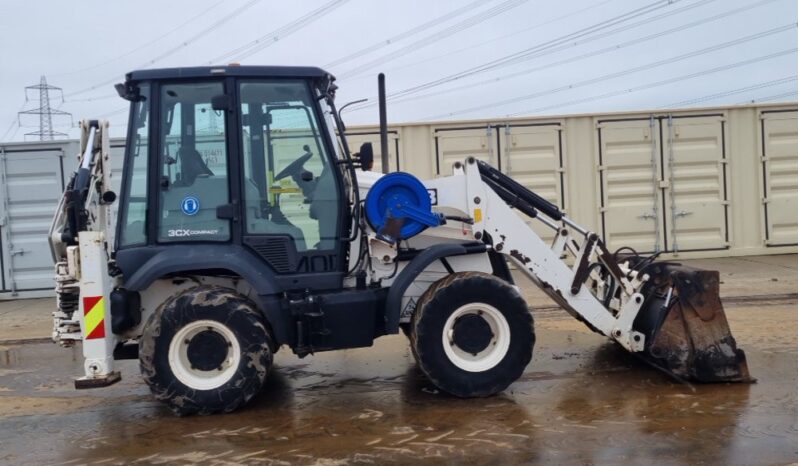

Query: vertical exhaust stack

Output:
[378, 73, 389, 174]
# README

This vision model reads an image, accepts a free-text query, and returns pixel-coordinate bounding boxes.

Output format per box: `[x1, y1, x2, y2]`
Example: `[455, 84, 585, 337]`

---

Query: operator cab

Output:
[114, 66, 351, 288]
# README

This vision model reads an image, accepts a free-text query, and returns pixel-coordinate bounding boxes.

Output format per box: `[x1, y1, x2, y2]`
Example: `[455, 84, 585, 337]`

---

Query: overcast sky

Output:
[1, 0, 796, 140]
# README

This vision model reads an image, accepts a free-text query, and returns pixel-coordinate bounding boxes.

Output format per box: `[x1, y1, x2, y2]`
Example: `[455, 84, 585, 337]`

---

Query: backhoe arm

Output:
[49, 120, 121, 388]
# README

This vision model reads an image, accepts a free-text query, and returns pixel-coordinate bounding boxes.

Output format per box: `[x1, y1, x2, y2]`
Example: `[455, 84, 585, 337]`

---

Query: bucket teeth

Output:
[633, 263, 754, 383]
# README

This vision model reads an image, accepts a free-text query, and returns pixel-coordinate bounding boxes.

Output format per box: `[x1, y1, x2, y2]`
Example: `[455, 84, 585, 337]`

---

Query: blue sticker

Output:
[181, 196, 200, 216]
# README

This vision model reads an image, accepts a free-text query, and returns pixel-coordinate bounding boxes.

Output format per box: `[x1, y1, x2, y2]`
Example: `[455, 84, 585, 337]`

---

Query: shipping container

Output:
[1, 101, 796, 298]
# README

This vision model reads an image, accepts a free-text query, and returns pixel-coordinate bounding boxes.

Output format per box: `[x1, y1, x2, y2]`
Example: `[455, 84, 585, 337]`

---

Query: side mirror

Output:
[357, 142, 374, 171]
[211, 94, 233, 111]
[115, 82, 142, 102]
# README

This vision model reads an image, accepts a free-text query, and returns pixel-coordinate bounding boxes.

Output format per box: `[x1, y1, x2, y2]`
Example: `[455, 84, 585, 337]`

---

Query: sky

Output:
[0, 0, 796, 140]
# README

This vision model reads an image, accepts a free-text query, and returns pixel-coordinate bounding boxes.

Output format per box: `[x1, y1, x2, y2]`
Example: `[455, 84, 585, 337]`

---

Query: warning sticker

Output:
[400, 297, 417, 322]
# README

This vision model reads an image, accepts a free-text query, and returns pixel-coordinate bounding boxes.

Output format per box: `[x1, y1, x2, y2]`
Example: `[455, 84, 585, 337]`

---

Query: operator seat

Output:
[174, 147, 213, 186]
[310, 165, 338, 250]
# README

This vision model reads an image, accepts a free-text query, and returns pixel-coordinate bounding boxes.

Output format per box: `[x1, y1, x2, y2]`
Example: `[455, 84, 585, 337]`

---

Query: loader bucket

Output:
[631, 262, 754, 383]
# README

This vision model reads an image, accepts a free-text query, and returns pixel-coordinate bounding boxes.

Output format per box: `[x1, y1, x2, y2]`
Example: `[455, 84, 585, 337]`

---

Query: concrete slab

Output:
[0, 298, 52, 343]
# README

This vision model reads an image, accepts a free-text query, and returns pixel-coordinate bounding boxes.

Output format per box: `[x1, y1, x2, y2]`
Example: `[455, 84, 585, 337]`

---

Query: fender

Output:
[385, 242, 487, 333]
[117, 244, 280, 295]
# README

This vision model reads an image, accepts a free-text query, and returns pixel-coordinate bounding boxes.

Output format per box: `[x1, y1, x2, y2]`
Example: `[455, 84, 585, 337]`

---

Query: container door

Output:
[434, 126, 496, 175]
[501, 124, 564, 242]
[661, 115, 729, 252]
[342, 130, 400, 173]
[0, 147, 67, 293]
[762, 110, 798, 246]
[597, 118, 665, 254]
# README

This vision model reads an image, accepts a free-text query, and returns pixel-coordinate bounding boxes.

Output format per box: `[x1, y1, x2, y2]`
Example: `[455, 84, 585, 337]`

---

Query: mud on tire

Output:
[139, 286, 273, 415]
[410, 272, 534, 397]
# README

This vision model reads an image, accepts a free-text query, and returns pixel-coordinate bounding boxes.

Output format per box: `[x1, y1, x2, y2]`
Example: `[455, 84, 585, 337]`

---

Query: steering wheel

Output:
[274, 147, 313, 181]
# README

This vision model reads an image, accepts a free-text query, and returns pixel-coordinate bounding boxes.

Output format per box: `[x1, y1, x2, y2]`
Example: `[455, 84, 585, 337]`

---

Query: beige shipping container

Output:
[347, 101, 798, 260]
[428, 123, 566, 241]
[0, 101, 795, 299]
[342, 129, 401, 173]
[597, 117, 663, 254]
[434, 126, 496, 176]
[761, 110, 798, 246]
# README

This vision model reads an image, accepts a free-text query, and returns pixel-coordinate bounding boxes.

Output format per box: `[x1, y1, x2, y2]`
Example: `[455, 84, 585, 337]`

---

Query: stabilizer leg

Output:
[75, 231, 120, 389]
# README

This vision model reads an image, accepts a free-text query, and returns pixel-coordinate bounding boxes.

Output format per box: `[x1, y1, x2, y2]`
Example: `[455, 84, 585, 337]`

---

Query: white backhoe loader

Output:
[49, 66, 751, 415]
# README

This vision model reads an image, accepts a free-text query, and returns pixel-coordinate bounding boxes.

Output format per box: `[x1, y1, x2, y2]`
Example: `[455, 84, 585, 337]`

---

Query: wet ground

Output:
[1, 289, 797, 465]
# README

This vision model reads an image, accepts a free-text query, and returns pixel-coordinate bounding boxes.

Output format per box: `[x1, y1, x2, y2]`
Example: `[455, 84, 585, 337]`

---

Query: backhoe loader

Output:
[49, 66, 751, 415]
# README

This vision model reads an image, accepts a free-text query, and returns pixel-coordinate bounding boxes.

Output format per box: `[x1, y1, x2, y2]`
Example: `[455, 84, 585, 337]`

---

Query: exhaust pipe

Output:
[378, 73, 389, 174]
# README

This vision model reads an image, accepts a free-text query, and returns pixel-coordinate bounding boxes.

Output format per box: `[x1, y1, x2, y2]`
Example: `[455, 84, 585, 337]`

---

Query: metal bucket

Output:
[632, 262, 754, 383]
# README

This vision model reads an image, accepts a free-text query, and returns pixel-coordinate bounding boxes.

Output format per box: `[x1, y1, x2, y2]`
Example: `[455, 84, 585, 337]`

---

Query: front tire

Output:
[410, 272, 534, 397]
[139, 286, 273, 415]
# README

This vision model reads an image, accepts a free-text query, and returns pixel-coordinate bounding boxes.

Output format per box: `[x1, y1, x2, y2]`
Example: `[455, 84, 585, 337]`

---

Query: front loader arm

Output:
[458, 157, 647, 352]
[426, 157, 750, 383]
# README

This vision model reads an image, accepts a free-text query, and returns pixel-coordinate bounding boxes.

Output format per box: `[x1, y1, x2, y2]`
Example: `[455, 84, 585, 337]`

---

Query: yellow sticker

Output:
[473, 208, 482, 223]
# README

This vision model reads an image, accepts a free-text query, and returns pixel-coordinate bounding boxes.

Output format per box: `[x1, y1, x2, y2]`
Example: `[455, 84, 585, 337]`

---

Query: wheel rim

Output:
[168, 319, 241, 390]
[442, 303, 511, 372]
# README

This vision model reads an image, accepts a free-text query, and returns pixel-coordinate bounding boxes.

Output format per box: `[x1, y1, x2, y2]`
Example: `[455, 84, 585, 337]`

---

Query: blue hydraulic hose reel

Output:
[364, 172, 445, 244]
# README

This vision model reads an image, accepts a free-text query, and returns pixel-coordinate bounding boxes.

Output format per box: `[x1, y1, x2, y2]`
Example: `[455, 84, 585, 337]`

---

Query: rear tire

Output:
[139, 286, 273, 415]
[410, 272, 534, 397]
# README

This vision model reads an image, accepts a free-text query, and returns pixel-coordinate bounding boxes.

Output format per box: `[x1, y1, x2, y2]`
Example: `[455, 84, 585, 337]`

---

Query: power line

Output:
[135, 0, 262, 66]
[667, 75, 798, 107]
[336, 0, 531, 79]
[377, 0, 685, 101]
[323, 0, 490, 69]
[342, 0, 618, 80]
[377, 0, 778, 109]
[741, 88, 798, 104]
[0, 103, 25, 142]
[210, 0, 350, 64]
[348, 0, 701, 111]
[424, 22, 798, 119]
[0, 121, 16, 142]
[9, 123, 21, 143]
[95, 106, 130, 119]
[50, 0, 225, 78]
[65, 0, 261, 98]
[66, 93, 119, 103]
[501, 47, 798, 117]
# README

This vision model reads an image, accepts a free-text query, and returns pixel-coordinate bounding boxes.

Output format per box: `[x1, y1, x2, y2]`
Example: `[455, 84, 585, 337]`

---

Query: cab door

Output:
[156, 80, 232, 243]
[236, 79, 346, 281]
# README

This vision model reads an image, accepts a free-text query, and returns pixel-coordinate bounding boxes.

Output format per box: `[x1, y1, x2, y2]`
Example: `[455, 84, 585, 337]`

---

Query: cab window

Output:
[239, 81, 339, 251]
[157, 82, 230, 242]
[119, 84, 150, 247]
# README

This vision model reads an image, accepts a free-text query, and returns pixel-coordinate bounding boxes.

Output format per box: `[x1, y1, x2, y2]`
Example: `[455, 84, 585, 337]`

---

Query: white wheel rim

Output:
[168, 319, 241, 390]
[442, 303, 511, 373]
